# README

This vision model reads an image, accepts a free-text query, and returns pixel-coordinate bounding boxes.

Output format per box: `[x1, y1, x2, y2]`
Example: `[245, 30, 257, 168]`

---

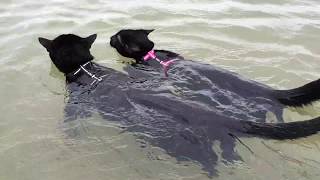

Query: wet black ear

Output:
[84, 34, 97, 47]
[38, 37, 52, 52]
[144, 29, 154, 35]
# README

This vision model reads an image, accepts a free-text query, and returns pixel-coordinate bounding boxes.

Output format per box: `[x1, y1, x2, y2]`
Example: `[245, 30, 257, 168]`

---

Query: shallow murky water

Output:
[1, 0, 320, 179]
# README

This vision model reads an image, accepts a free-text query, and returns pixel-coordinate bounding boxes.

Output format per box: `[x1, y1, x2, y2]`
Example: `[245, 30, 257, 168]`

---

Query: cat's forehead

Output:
[52, 34, 84, 47]
[118, 30, 147, 39]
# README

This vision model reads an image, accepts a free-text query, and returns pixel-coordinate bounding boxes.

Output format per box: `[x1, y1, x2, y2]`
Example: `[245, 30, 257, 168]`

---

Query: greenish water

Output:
[1, 0, 320, 179]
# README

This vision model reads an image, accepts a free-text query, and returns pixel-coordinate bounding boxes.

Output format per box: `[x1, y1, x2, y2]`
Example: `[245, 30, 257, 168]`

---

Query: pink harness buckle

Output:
[143, 50, 157, 61]
[143, 50, 176, 77]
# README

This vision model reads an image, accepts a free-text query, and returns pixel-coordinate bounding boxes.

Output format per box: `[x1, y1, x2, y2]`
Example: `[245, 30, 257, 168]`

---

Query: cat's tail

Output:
[273, 79, 320, 107]
[235, 116, 320, 139]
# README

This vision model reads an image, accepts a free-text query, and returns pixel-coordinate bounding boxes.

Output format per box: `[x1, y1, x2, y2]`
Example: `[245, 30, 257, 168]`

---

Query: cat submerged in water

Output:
[39, 33, 320, 176]
[110, 29, 320, 114]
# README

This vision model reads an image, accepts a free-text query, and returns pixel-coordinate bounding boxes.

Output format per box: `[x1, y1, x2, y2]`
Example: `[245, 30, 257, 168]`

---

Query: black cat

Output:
[110, 29, 320, 108]
[40, 33, 320, 176]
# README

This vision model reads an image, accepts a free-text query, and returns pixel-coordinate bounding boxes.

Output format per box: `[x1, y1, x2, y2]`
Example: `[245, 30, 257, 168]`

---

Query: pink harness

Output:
[143, 50, 176, 77]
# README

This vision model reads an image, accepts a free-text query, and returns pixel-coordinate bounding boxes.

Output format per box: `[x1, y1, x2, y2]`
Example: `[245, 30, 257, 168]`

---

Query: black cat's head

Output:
[39, 34, 97, 74]
[110, 29, 154, 61]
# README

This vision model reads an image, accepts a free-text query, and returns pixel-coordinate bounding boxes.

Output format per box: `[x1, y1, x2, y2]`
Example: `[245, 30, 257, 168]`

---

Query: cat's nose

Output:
[110, 36, 116, 47]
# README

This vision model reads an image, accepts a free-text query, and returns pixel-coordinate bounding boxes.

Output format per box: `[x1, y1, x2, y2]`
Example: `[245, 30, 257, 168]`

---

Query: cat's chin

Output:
[116, 55, 136, 65]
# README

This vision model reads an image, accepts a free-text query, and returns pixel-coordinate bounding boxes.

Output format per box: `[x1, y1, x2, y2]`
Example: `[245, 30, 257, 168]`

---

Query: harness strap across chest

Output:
[72, 61, 107, 85]
[143, 50, 176, 77]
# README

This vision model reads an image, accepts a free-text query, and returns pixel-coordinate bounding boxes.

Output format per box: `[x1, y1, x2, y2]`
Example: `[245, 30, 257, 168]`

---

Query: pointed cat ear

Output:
[38, 37, 52, 52]
[144, 29, 154, 35]
[84, 34, 97, 47]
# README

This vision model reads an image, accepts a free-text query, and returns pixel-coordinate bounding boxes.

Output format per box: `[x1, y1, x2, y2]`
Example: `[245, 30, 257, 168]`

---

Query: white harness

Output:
[73, 61, 107, 85]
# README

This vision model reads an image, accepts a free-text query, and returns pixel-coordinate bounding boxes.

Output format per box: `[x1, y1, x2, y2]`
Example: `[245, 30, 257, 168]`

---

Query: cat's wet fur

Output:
[39, 34, 97, 74]
[40, 33, 320, 176]
[110, 29, 320, 108]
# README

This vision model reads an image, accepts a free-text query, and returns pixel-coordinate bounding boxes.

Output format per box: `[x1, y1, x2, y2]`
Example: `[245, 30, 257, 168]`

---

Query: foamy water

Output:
[1, 0, 320, 179]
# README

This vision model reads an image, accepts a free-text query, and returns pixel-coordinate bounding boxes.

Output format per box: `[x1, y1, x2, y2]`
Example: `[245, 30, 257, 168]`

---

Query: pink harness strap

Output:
[143, 50, 176, 77]
[143, 50, 157, 61]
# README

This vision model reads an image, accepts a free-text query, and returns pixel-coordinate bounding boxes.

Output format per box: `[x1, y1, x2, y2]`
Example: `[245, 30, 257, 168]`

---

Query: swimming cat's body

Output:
[39, 33, 320, 176]
[110, 29, 320, 108]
